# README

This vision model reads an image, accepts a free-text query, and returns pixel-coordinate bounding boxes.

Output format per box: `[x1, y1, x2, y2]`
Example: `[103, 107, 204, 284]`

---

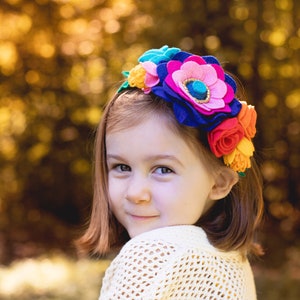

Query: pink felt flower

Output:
[164, 55, 235, 116]
[141, 61, 159, 94]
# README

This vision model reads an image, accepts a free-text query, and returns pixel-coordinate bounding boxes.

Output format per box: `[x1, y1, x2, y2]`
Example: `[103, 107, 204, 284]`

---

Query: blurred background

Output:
[0, 0, 299, 299]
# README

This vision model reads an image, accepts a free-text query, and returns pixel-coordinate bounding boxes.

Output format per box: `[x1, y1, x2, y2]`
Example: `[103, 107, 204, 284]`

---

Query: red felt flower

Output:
[208, 118, 244, 157]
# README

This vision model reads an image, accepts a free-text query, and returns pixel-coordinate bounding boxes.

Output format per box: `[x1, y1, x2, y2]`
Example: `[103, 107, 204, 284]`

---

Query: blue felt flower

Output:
[138, 45, 180, 64]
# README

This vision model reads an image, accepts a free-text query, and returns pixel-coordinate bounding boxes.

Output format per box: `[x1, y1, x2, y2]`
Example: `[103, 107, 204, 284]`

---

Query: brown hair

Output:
[76, 89, 264, 257]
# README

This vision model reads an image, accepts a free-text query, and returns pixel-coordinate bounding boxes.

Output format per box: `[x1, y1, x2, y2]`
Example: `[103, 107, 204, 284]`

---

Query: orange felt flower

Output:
[223, 137, 254, 172]
[237, 101, 257, 139]
[128, 64, 146, 89]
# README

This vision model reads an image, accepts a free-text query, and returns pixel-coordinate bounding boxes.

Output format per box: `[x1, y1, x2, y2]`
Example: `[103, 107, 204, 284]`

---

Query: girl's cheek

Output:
[109, 178, 125, 199]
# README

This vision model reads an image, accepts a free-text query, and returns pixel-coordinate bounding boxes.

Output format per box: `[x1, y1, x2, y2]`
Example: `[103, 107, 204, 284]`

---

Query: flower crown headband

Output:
[118, 45, 257, 175]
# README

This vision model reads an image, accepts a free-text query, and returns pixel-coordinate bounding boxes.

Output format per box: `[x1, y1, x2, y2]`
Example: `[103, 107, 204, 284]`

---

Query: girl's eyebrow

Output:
[146, 154, 184, 167]
[106, 153, 184, 167]
[106, 154, 124, 161]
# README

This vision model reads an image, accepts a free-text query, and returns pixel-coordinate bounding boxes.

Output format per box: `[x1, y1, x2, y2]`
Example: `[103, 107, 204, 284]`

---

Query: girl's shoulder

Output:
[100, 226, 256, 300]
[113, 225, 248, 278]
[124, 225, 239, 258]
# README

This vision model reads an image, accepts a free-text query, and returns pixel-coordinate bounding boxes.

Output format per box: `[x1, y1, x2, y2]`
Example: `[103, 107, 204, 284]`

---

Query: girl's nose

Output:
[125, 175, 151, 204]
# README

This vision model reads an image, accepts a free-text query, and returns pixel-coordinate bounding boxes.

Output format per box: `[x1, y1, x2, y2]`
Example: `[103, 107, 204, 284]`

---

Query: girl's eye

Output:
[115, 164, 131, 172]
[155, 166, 173, 175]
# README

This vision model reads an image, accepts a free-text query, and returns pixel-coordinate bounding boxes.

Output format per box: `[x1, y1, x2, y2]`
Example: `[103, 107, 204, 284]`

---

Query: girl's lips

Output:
[128, 214, 158, 221]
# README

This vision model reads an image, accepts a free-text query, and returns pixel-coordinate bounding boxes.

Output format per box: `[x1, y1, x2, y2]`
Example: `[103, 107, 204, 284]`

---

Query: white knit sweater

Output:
[99, 225, 257, 300]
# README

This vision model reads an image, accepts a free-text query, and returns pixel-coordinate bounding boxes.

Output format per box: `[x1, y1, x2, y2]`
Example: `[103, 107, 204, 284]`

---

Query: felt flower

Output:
[140, 61, 159, 93]
[127, 64, 146, 89]
[152, 52, 242, 129]
[164, 55, 235, 115]
[237, 102, 257, 139]
[138, 45, 180, 64]
[208, 118, 244, 157]
[223, 138, 255, 172]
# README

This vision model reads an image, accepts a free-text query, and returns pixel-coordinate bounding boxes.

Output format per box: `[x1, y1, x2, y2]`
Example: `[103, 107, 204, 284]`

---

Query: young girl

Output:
[78, 46, 264, 299]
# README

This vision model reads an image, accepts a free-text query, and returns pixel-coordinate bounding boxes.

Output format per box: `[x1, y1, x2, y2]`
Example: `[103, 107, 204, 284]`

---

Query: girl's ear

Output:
[209, 167, 239, 200]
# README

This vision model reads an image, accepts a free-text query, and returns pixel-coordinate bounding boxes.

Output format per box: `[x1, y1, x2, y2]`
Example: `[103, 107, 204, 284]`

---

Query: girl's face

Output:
[106, 115, 216, 238]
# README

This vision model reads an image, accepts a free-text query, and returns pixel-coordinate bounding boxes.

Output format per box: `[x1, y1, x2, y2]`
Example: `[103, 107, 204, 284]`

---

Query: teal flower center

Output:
[185, 79, 210, 103]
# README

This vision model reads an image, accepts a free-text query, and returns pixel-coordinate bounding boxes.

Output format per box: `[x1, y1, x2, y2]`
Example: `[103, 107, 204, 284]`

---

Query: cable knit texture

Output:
[99, 225, 257, 300]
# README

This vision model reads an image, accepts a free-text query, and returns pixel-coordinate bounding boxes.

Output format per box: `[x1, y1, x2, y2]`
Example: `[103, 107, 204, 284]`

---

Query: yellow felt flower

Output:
[128, 64, 146, 89]
[223, 138, 254, 172]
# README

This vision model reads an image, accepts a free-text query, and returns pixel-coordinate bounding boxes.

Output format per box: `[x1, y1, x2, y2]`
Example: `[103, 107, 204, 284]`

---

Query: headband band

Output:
[118, 45, 257, 175]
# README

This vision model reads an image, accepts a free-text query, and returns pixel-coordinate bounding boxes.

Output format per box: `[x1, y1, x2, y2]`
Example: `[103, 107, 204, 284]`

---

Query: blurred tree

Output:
[0, 0, 299, 267]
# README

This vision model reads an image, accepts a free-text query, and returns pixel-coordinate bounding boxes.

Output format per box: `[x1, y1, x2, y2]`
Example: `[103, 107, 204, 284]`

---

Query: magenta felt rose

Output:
[208, 118, 244, 157]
